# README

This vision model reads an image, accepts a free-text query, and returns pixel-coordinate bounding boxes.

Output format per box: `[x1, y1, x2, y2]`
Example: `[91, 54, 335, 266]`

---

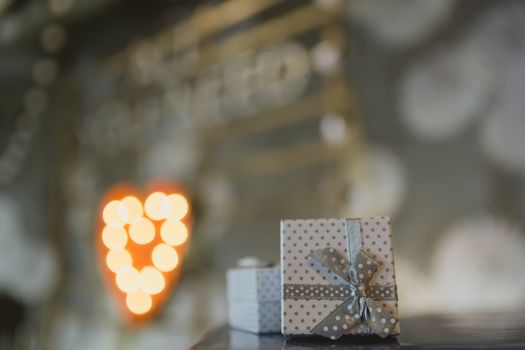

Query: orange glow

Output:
[160, 220, 188, 246]
[97, 182, 192, 324]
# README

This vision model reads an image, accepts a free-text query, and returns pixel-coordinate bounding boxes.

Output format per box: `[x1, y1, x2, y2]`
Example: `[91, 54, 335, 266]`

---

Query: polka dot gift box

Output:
[280, 217, 399, 339]
[227, 265, 281, 333]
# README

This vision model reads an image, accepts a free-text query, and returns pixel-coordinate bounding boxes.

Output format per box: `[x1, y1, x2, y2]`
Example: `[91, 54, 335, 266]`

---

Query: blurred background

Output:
[1, 0, 525, 348]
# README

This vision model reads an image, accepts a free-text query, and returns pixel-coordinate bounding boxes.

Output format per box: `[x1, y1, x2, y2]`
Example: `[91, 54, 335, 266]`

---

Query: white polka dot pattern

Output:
[227, 266, 281, 333]
[227, 267, 280, 303]
[280, 217, 399, 336]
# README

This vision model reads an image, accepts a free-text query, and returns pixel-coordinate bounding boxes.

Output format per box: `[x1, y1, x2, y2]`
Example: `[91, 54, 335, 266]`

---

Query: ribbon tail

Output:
[363, 299, 398, 338]
[311, 297, 361, 340]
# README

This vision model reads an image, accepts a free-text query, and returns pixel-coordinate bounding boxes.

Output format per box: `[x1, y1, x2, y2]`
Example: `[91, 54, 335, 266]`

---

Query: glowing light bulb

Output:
[160, 220, 188, 246]
[166, 194, 189, 220]
[103, 200, 124, 226]
[102, 226, 128, 249]
[116, 266, 140, 293]
[151, 243, 179, 272]
[126, 289, 152, 314]
[144, 192, 168, 220]
[119, 196, 143, 224]
[106, 249, 132, 273]
[139, 266, 165, 295]
[129, 217, 155, 245]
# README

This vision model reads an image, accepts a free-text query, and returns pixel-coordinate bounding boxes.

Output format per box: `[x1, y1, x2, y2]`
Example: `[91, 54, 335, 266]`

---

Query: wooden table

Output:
[190, 313, 525, 349]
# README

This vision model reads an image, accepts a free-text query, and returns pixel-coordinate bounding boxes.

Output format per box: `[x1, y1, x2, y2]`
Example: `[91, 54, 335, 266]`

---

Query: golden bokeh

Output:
[166, 193, 189, 220]
[100, 189, 191, 319]
[102, 225, 128, 249]
[151, 243, 179, 272]
[126, 289, 152, 315]
[119, 196, 144, 224]
[116, 266, 140, 293]
[139, 266, 165, 295]
[129, 217, 155, 245]
[160, 220, 188, 246]
[106, 249, 132, 273]
[103, 200, 124, 226]
[144, 191, 168, 220]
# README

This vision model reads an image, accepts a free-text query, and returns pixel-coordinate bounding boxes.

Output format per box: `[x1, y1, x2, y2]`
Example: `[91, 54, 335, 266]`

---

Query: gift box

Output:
[227, 265, 281, 333]
[280, 217, 399, 339]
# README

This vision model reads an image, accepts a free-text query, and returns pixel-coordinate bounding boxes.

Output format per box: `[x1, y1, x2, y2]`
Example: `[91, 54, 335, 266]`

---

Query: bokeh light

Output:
[144, 192, 169, 220]
[151, 243, 179, 272]
[98, 187, 191, 322]
[139, 266, 165, 295]
[103, 200, 124, 226]
[166, 194, 189, 220]
[102, 226, 128, 249]
[119, 196, 143, 224]
[160, 220, 188, 246]
[106, 249, 132, 273]
[40, 23, 67, 53]
[116, 266, 140, 293]
[126, 289, 152, 315]
[129, 217, 155, 244]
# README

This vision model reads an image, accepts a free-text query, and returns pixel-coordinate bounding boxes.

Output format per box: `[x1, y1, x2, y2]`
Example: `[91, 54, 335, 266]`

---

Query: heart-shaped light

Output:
[96, 182, 191, 324]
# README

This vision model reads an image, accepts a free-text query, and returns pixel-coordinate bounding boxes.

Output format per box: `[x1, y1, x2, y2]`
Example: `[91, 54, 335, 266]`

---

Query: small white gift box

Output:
[227, 265, 281, 333]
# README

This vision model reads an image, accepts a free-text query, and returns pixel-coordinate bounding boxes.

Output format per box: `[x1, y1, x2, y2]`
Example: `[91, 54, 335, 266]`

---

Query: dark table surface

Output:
[190, 313, 525, 349]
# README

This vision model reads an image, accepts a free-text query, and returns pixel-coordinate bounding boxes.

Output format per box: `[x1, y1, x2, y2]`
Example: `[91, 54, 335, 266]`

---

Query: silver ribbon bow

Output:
[283, 219, 398, 340]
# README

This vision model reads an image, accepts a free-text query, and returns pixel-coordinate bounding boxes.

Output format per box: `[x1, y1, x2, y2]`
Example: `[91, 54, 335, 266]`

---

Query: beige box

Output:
[280, 217, 399, 339]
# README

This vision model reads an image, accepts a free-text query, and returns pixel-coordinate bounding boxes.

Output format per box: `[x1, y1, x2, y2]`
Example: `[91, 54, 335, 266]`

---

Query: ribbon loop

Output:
[308, 248, 351, 283]
[306, 247, 398, 339]
[349, 250, 379, 287]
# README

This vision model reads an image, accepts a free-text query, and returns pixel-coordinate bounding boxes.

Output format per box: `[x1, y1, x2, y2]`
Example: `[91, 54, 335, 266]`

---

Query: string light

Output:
[0, 2, 68, 186]
[166, 194, 189, 220]
[119, 196, 143, 224]
[102, 226, 128, 250]
[129, 217, 155, 245]
[311, 41, 341, 75]
[319, 113, 347, 145]
[99, 187, 191, 321]
[160, 220, 188, 246]
[40, 24, 67, 53]
[144, 192, 169, 220]
[116, 266, 140, 293]
[106, 249, 133, 273]
[139, 266, 165, 295]
[103, 200, 124, 227]
[151, 243, 179, 272]
[126, 290, 152, 315]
